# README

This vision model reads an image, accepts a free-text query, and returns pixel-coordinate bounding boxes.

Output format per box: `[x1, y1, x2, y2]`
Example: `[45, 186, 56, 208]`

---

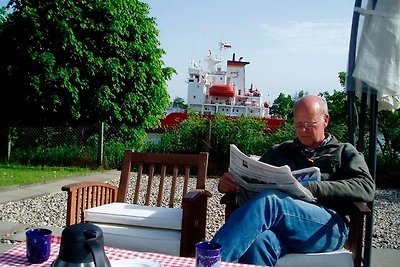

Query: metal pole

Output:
[347, 92, 356, 145]
[359, 2, 378, 266]
[357, 92, 368, 152]
[346, 0, 363, 146]
[364, 93, 377, 267]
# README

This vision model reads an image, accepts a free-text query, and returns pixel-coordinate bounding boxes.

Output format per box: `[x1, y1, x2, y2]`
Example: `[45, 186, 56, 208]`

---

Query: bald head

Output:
[294, 95, 328, 116]
[293, 95, 330, 148]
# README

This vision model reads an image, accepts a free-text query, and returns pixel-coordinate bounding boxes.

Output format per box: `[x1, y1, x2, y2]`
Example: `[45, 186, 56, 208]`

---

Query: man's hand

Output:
[218, 172, 240, 193]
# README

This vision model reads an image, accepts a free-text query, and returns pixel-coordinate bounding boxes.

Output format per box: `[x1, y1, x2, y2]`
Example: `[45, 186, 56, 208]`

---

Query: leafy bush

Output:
[8, 116, 295, 174]
[146, 114, 208, 153]
[103, 139, 138, 170]
[11, 144, 97, 167]
[146, 114, 294, 175]
[9, 124, 147, 169]
[263, 122, 296, 151]
[376, 154, 400, 188]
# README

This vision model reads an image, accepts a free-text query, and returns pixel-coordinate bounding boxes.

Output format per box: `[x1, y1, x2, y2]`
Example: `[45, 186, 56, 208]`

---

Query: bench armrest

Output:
[62, 181, 118, 226]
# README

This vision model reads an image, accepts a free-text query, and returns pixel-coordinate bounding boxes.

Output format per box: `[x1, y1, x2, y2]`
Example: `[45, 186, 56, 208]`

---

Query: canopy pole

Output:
[345, 1, 378, 267]
[346, 0, 363, 145]
[357, 92, 368, 152]
[364, 92, 378, 267]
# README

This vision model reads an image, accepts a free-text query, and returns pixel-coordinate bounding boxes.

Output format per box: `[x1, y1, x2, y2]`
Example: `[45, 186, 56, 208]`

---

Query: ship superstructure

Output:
[186, 43, 269, 118]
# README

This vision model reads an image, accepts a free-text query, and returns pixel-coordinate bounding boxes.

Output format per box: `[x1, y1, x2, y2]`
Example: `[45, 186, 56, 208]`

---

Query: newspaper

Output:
[229, 144, 320, 203]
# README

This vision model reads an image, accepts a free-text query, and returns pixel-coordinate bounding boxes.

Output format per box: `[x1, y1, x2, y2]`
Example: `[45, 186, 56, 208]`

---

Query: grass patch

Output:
[0, 164, 94, 187]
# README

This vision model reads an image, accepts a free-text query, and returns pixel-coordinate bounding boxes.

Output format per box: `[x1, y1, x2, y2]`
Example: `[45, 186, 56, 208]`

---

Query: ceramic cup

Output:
[26, 228, 52, 264]
[195, 241, 222, 267]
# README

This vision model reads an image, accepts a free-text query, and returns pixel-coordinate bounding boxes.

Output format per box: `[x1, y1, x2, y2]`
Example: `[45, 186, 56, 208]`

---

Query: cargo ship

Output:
[161, 43, 283, 131]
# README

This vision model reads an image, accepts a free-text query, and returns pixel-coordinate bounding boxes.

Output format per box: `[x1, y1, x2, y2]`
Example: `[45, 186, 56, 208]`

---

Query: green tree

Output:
[0, 0, 175, 161]
[339, 71, 400, 186]
[269, 93, 293, 119]
[171, 97, 187, 110]
[319, 90, 349, 141]
[292, 90, 309, 101]
[0, 6, 8, 25]
[378, 109, 400, 161]
[338, 71, 346, 88]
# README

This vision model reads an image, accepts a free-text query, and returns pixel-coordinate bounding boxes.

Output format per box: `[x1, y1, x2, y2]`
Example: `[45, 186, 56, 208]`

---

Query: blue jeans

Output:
[212, 189, 348, 266]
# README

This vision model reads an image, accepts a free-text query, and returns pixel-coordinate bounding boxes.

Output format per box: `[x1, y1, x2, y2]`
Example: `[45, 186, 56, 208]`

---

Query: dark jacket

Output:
[258, 135, 375, 215]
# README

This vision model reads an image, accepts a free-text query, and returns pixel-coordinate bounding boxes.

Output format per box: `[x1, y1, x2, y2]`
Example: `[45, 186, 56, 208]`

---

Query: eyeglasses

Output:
[294, 121, 319, 129]
[294, 115, 327, 129]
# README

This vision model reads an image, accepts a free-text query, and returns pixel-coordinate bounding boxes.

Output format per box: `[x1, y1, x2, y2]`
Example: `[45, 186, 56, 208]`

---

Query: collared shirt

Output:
[295, 133, 332, 158]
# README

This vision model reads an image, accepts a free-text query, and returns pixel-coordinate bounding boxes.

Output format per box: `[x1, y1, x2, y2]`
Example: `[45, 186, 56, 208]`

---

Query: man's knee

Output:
[239, 230, 285, 266]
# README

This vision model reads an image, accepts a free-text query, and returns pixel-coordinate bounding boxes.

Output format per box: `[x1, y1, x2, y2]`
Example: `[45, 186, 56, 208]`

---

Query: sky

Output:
[1, 0, 358, 104]
[141, 0, 357, 104]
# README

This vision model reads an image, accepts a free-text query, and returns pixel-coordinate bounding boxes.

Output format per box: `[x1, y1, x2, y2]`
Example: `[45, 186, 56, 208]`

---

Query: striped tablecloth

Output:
[0, 236, 264, 266]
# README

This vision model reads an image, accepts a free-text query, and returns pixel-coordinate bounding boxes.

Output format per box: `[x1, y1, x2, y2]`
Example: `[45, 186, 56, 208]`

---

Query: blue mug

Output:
[195, 241, 222, 267]
[26, 228, 52, 264]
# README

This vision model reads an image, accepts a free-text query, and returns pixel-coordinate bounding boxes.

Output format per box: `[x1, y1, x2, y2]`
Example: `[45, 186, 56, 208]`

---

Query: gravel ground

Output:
[0, 177, 399, 250]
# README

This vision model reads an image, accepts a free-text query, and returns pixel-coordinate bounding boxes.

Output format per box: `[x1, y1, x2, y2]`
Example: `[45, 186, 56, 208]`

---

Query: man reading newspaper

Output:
[229, 144, 321, 204]
[212, 95, 375, 266]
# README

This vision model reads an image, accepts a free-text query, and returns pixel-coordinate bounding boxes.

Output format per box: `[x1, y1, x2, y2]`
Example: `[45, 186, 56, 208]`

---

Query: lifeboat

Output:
[209, 84, 235, 97]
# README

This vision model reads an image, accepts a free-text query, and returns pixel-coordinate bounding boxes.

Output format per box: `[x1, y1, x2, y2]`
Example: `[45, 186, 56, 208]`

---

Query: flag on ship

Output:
[220, 42, 232, 49]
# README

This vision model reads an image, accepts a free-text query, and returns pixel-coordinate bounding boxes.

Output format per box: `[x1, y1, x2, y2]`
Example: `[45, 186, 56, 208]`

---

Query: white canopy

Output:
[352, 0, 400, 111]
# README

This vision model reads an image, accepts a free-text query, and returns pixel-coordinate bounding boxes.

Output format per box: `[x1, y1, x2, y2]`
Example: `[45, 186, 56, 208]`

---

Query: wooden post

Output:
[97, 122, 104, 166]
[7, 128, 11, 162]
[206, 119, 212, 152]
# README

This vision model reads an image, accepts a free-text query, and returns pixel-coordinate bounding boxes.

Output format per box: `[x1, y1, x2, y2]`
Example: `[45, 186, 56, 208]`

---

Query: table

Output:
[0, 236, 263, 266]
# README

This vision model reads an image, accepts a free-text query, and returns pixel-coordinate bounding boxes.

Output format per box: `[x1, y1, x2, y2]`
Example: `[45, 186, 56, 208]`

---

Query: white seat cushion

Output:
[94, 223, 181, 255]
[84, 203, 183, 255]
[276, 248, 354, 267]
[84, 202, 183, 230]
